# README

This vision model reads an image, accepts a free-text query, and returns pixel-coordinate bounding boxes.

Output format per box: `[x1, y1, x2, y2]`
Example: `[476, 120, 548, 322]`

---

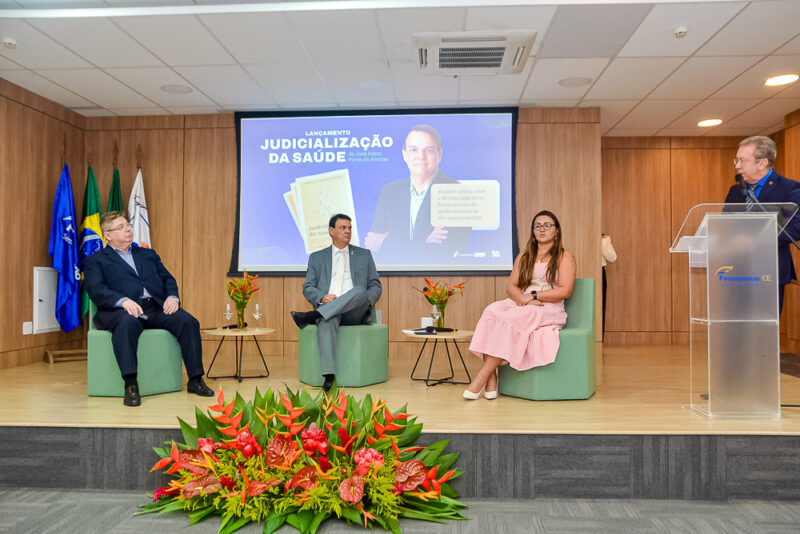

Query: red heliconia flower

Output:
[337, 427, 353, 454]
[318, 456, 332, 472]
[339, 475, 365, 504]
[151, 485, 178, 502]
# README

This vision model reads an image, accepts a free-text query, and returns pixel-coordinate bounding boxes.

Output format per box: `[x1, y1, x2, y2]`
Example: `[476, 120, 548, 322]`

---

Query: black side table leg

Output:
[206, 338, 226, 379]
[410, 339, 430, 381]
[252, 336, 270, 377]
[453, 341, 472, 383]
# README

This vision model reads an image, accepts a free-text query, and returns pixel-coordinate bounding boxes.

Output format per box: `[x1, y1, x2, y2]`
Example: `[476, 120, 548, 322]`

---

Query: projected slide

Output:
[236, 109, 516, 273]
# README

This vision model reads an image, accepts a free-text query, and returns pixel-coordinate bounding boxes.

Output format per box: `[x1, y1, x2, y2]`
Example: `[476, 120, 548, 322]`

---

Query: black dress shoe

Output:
[322, 374, 335, 393]
[291, 310, 321, 329]
[187, 377, 214, 397]
[123, 385, 141, 406]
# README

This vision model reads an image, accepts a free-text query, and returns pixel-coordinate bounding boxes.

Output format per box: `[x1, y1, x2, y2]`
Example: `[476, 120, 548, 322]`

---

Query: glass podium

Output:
[670, 202, 797, 418]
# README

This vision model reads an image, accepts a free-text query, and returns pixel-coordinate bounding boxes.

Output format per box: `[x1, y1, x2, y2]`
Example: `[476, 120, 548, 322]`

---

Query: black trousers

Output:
[94, 298, 204, 379]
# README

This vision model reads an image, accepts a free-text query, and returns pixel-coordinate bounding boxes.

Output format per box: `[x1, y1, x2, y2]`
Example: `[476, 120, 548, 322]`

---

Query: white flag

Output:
[128, 169, 151, 248]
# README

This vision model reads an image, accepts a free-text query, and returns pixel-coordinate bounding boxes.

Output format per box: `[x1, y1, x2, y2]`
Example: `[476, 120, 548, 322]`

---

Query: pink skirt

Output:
[468, 298, 567, 371]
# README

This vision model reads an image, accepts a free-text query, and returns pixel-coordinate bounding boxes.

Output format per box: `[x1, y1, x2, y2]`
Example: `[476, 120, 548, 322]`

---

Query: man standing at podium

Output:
[725, 135, 800, 313]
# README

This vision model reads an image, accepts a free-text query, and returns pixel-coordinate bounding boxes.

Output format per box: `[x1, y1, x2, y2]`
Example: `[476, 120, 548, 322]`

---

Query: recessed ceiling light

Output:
[356, 79, 386, 90]
[698, 118, 722, 127]
[764, 74, 799, 87]
[160, 84, 193, 94]
[558, 76, 592, 88]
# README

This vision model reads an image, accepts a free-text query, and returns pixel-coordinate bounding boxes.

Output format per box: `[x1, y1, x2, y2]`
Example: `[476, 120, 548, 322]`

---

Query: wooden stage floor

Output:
[3, 343, 800, 435]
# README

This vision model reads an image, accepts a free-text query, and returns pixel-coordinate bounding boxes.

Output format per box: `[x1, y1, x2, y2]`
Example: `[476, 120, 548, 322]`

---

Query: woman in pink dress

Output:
[464, 210, 576, 400]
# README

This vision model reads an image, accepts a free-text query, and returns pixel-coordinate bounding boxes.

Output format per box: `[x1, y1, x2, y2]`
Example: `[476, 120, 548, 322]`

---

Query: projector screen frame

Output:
[229, 107, 519, 277]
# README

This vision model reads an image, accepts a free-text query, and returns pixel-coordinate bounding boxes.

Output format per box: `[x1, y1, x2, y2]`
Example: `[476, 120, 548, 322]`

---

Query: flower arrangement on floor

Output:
[140, 387, 466, 534]
[416, 279, 465, 329]
[227, 270, 260, 329]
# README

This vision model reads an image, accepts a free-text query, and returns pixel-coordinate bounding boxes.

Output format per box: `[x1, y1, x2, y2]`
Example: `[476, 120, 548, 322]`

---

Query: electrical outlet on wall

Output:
[22, 322, 33, 335]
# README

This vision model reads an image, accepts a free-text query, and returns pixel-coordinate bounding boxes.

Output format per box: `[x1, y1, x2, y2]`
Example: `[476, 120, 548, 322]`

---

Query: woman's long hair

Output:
[517, 210, 564, 289]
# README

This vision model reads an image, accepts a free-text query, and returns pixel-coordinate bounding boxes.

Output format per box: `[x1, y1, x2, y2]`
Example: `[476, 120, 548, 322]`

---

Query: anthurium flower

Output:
[395, 459, 427, 491]
[285, 465, 318, 493]
[338, 475, 364, 504]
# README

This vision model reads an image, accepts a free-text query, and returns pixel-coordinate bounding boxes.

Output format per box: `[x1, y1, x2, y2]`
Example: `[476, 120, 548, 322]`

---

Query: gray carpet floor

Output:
[1, 487, 799, 533]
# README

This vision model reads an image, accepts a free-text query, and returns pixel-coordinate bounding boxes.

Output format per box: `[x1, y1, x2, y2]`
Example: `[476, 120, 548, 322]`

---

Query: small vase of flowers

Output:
[227, 270, 260, 329]
[416, 279, 465, 330]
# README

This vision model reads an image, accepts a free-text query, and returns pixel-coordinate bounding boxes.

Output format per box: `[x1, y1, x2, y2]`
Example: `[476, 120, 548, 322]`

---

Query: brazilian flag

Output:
[79, 166, 104, 317]
[107, 167, 123, 212]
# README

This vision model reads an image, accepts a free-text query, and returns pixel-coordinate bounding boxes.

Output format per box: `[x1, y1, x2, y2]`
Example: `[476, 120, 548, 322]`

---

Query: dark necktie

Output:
[745, 183, 757, 212]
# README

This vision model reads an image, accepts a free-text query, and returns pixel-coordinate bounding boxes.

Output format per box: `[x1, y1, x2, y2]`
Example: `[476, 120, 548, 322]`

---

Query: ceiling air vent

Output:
[414, 31, 536, 75]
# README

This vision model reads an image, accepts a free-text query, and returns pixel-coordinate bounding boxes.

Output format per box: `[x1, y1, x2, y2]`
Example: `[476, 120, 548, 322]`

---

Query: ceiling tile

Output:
[287, 10, 385, 61]
[36, 68, 155, 107]
[377, 8, 465, 61]
[711, 55, 800, 99]
[0, 69, 94, 107]
[314, 59, 395, 105]
[705, 125, 767, 137]
[616, 99, 699, 129]
[164, 105, 221, 115]
[14, 1, 106, 6]
[604, 127, 660, 137]
[113, 15, 235, 66]
[650, 56, 762, 99]
[619, 2, 746, 57]
[28, 17, 162, 68]
[388, 59, 458, 104]
[775, 34, 800, 55]
[174, 65, 273, 107]
[465, 5, 557, 56]
[0, 19, 91, 69]
[722, 97, 800, 130]
[520, 99, 579, 107]
[697, 0, 800, 56]
[107, 106, 169, 116]
[580, 99, 639, 129]
[774, 79, 800, 99]
[523, 58, 608, 100]
[666, 99, 761, 129]
[538, 4, 652, 59]
[460, 99, 519, 107]
[585, 57, 684, 99]
[658, 128, 713, 137]
[244, 61, 337, 107]
[200, 12, 308, 64]
[0, 55, 23, 69]
[459, 61, 533, 101]
[104, 67, 216, 106]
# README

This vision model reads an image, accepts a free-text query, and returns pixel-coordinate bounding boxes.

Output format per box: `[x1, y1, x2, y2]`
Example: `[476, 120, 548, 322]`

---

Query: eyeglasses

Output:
[106, 223, 132, 233]
[733, 157, 764, 165]
[533, 223, 555, 231]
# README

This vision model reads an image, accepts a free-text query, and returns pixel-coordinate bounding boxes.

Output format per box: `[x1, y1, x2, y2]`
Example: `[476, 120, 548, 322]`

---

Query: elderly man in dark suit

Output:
[291, 213, 382, 392]
[84, 211, 213, 406]
[724, 135, 800, 313]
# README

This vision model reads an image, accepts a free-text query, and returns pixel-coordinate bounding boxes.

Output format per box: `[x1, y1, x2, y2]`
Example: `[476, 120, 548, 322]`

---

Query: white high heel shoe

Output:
[484, 389, 498, 400]
[462, 387, 483, 400]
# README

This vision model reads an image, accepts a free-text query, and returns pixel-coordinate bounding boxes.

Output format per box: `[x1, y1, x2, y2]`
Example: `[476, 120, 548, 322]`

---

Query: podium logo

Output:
[715, 265, 771, 285]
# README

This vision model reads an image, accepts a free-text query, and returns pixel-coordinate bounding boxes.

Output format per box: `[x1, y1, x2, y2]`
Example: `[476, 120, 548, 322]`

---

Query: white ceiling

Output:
[0, 0, 799, 137]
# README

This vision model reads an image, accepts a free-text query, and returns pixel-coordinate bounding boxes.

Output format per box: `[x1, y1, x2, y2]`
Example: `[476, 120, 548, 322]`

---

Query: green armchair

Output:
[87, 301, 183, 397]
[298, 308, 388, 387]
[498, 277, 596, 400]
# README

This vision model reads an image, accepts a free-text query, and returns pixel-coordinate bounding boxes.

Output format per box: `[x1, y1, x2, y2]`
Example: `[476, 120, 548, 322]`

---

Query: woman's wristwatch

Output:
[531, 290, 538, 301]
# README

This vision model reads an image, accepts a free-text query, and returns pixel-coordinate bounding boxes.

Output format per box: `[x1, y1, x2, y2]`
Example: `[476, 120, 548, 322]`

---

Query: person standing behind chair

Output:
[724, 135, 800, 314]
[601, 234, 617, 341]
[84, 211, 213, 407]
[464, 210, 576, 400]
[290, 214, 382, 392]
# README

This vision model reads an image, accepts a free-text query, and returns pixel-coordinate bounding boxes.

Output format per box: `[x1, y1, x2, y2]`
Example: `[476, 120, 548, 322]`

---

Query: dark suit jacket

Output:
[724, 171, 800, 285]
[302, 244, 382, 310]
[84, 245, 179, 313]
[369, 170, 471, 262]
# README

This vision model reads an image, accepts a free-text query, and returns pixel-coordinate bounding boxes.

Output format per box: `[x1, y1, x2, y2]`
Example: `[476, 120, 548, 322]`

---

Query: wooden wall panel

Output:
[669, 145, 740, 331]
[516, 118, 602, 338]
[83, 128, 185, 282]
[602, 146, 671, 333]
[0, 91, 85, 368]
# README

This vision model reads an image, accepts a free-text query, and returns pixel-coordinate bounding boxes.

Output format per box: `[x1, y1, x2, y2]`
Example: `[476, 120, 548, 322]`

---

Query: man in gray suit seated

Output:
[290, 213, 382, 392]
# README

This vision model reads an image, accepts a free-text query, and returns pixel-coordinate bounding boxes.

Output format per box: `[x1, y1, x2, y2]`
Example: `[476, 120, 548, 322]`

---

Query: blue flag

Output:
[48, 163, 81, 332]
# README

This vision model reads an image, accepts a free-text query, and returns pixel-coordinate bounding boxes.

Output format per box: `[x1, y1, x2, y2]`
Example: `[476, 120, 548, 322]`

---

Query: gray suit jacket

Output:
[302, 244, 382, 309]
